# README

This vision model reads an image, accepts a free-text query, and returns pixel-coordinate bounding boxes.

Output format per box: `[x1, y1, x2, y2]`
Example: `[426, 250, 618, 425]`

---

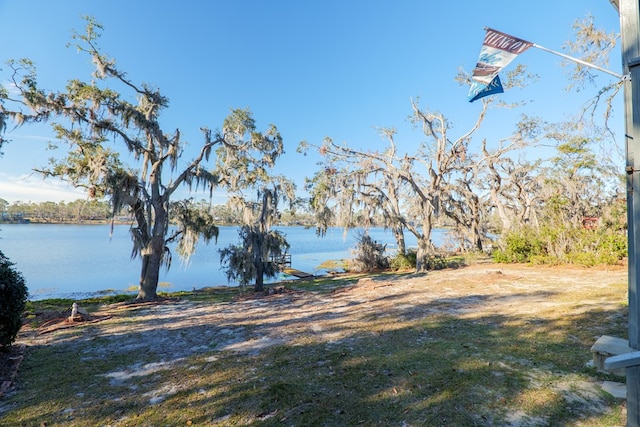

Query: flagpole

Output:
[532, 43, 625, 79]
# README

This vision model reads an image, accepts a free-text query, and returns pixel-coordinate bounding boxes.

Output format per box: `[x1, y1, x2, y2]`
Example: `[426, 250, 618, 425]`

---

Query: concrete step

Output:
[591, 335, 633, 377]
[601, 380, 627, 399]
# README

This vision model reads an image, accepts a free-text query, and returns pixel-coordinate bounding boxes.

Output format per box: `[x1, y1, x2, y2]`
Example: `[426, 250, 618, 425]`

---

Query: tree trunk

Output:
[254, 233, 265, 292]
[415, 238, 433, 273]
[137, 250, 161, 300]
[490, 187, 512, 232]
[254, 259, 264, 292]
[136, 211, 166, 300]
[392, 225, 406, 255]
[474, 233, 483, 252]
[469, 214, 483, 252]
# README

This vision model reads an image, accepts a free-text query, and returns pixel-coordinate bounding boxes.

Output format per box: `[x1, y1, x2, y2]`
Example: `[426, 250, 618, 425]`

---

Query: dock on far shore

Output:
[270, 253, 315, 279]
[281, 267, 315, 279]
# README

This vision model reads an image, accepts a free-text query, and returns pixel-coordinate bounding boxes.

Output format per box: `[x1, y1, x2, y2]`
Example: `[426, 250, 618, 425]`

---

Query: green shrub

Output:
[390, 249, 465, 271]
[421, 255, 466, 270]
[566, 251, 598, 267]
[0, 250, 28, 349]
[529, 254, 562, 265]
[422, 255, 448, 270]
[494, 225, 627, 266]
[389, 250, 417, 270]
[598, 231, 627, 260]
[493, 228, 545, 263]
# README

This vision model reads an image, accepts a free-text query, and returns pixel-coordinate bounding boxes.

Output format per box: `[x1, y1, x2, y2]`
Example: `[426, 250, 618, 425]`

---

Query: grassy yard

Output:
[0, 263, 630, 426]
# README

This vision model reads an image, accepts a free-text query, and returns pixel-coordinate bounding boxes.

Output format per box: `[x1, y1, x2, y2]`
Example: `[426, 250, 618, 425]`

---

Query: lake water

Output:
[0, 224, 446, 300]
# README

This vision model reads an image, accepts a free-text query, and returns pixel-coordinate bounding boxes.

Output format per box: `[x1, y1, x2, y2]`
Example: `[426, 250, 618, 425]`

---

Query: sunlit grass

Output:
[317, 258, 348, 271]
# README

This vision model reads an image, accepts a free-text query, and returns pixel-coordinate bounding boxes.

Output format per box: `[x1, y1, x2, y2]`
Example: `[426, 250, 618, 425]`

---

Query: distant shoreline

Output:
[0, 218, 133, 225]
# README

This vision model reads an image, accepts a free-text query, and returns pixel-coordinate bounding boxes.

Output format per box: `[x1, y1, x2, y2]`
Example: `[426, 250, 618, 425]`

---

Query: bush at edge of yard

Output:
[0, 250, 28, 349]
[390, 250, 416, 270]
[493, 225, 627, 266]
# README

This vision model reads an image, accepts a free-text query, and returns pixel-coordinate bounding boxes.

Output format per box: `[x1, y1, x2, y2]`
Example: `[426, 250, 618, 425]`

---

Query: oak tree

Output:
[0, 18, 283, 299]
[302, 97, 490, 271]
[214, 109, 294, 292]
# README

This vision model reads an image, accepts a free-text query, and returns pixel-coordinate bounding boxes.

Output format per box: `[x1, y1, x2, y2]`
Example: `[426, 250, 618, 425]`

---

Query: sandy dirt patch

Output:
[17, 263, 628, 376]
[2, 262, 630, 425]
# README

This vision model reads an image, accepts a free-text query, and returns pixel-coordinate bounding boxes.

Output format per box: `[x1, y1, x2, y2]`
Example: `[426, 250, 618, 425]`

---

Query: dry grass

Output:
[0, 262, 630, 426]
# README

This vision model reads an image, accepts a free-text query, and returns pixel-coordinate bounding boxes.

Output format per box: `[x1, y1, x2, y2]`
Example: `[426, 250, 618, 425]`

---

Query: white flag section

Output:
[469, 28, 533, 102]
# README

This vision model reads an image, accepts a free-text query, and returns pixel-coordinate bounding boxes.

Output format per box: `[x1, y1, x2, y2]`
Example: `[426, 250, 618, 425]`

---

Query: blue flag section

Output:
[468, 75, 504, 102]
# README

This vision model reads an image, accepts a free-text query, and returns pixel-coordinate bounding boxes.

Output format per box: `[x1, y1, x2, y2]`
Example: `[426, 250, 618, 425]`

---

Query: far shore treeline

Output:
[0, 198, 113, 224]
[0, 198, 456, 230]
[0, 198, 318, 228]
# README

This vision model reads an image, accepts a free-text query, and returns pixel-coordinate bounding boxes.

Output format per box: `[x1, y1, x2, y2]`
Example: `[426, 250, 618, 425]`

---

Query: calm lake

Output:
[0, 224, 446, 301]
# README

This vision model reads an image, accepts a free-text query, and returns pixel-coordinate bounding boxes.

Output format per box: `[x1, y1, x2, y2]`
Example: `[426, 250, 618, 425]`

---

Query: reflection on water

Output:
[0, 224, 445, 300]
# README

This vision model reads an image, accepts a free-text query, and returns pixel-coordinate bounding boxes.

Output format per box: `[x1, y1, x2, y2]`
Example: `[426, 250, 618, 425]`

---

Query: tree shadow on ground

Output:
[2, 282, 628, 426]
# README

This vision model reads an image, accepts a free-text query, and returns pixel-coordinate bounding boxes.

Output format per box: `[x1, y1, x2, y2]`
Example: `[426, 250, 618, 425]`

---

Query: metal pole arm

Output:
[532, 43, 625, 80]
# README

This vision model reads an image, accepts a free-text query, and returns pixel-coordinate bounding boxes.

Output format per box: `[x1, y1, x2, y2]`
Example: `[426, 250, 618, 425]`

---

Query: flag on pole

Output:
[468, 28, 533, 102]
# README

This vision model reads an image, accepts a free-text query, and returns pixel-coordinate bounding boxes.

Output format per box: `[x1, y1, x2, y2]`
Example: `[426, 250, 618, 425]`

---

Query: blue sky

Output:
[0, 0, 623, 204]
